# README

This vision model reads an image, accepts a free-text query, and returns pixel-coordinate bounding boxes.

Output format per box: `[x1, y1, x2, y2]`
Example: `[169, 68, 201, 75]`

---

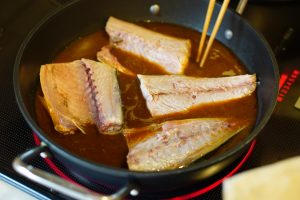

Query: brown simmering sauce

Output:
[35, 22, 257, 168]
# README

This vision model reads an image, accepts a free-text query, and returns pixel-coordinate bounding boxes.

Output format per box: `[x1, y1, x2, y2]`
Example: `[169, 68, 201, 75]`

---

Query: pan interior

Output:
[14, 0, 278, 175]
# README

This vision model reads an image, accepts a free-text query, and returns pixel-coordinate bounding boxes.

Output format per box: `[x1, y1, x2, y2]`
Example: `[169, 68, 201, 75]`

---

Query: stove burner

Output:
[33, 133, 256, 199]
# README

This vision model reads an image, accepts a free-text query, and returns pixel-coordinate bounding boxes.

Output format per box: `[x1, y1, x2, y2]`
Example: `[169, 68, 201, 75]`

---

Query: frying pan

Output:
[12, 0, 279, 199]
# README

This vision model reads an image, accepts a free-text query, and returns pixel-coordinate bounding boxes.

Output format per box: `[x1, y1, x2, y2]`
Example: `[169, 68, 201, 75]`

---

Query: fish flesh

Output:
[105, 16, 191, 74]
[82, 58, 123, 134]
[40, 59, 123, 135]
[97, 46, 135, 77]
[124, 118, 248, 171]
[40, 61, 94, 134]
[138, 74, 256, 117]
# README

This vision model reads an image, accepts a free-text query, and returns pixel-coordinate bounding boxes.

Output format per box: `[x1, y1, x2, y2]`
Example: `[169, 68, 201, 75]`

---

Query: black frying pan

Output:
[13, 0, 279, 199]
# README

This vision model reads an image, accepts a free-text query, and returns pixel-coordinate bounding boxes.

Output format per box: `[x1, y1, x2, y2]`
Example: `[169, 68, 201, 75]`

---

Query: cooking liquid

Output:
[35, 22, 257, 168]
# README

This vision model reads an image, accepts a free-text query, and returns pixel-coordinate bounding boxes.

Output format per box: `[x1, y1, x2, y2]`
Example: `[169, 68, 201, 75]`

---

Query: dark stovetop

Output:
[1, 0, 300, 199]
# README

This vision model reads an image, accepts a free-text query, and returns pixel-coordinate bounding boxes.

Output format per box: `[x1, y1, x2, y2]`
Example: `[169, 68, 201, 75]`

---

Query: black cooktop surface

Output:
[1, 1, 300, 199]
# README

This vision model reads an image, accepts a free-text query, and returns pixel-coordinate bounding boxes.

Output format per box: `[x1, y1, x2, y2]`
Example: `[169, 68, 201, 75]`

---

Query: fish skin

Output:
[138, 74, 257, 117]
[125, 118, 248, 171]
[105, 16, 191, 74]
[40, 61, 94, 134]
[40, 59, 123, 135]
[81, 58, 123, 134]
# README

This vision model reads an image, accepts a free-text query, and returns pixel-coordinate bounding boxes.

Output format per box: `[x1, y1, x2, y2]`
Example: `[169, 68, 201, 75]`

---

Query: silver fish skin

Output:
[82, 58, 123, 134]
[40, 59, 123, 135]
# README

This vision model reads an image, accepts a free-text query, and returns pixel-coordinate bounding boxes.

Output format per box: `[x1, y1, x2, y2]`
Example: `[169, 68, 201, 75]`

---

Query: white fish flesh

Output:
[40, 61, 94, 134]
[105, 16, 191, 74]
[138, 74, 257, 117]
[97, 46, 135, 77]
[124, 118, 248, 171]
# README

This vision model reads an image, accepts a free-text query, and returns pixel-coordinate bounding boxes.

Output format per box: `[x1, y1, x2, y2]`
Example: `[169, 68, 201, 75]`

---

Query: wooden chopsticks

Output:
[197, 0, 231, 67]
[196, 0, 216, 64]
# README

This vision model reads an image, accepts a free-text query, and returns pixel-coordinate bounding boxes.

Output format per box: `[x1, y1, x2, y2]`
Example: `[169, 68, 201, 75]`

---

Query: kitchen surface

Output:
[0, 0, 300, 199]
